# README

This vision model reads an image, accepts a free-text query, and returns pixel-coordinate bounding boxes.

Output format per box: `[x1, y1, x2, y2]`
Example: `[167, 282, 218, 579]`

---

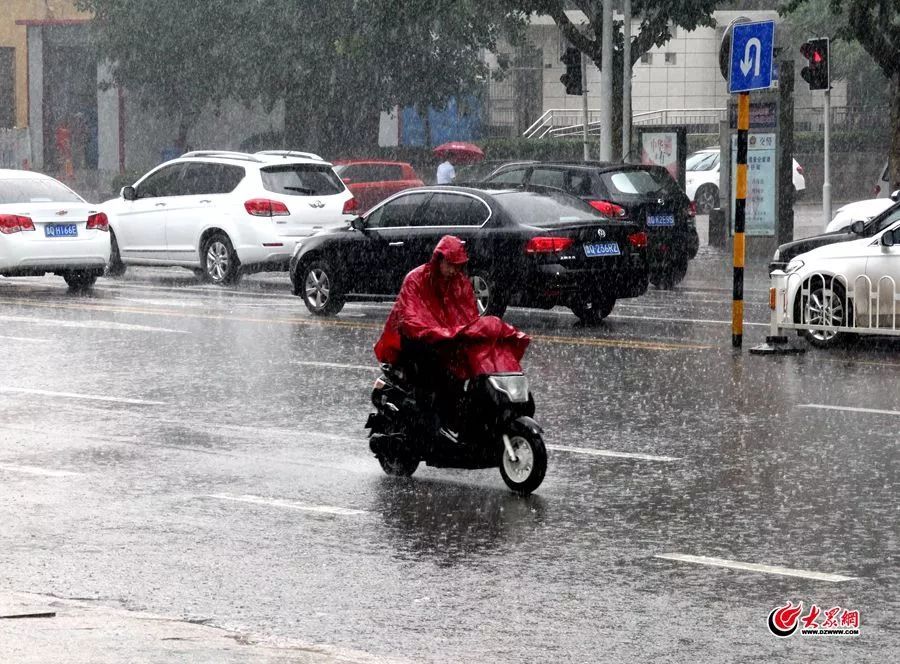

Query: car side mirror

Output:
[890, 189, 900, 202]
[850, 220, 866, 235]
[121, 185, 137, 201]
[350, 216, 366, 232]
[882, 229, 897, 247]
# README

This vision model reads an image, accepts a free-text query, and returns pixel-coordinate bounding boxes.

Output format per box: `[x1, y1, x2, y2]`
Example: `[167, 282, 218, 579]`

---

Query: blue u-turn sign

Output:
[728, 21, 775, 93]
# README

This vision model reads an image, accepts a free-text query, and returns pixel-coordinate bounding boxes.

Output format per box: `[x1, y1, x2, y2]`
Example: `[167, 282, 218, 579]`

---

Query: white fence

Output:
[0, 128, 32, 169]
[769, 270, 900, 339]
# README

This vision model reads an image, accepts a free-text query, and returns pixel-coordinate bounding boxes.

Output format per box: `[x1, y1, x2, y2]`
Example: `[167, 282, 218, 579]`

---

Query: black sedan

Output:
[481, 161, 699, 288]
[289, 185, 649, 324]
[770, 200, 900, 272]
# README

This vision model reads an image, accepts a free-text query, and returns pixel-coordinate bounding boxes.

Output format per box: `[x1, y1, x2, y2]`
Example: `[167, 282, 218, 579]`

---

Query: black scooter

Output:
[365, 364, 547, 495]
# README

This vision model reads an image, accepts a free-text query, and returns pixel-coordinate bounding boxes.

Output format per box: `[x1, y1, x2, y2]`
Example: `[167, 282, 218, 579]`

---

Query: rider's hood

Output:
[431, 235, 469, 265]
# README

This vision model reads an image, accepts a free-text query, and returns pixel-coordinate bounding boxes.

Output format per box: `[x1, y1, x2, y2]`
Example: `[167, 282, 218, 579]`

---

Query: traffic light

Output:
[560, 47, 583, 96]
[800, 38, 829, 91]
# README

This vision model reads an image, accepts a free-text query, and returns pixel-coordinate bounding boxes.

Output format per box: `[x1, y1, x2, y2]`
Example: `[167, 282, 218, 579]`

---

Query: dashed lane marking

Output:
[293, 360, 377, 371]
[0, 387, 166, 406]
[797, 403, 900, 417]
[208, 493, 368, 516]
[0, 297, 712, 351]
[655, 553, 856, 582]
[0, 463, 80, 477]
[0, 335, 51, 342]
[548, 445, 680, 462]
[0, 313, 189, 334]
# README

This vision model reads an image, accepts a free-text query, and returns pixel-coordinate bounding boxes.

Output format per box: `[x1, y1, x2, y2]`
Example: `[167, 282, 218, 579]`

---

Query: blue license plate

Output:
[45, 223, 78, 238]
[647, 214, 675, 227]
[583, 242, 620, 257]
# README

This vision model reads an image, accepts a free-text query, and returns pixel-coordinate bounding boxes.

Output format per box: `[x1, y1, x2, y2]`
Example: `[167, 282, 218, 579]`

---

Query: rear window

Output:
[601, 168, 680, 196]
[260, 165, 345, 196]
[0, 178, 82, 204]
[494, 190, 601, 226]
[686, 152, 719, 172]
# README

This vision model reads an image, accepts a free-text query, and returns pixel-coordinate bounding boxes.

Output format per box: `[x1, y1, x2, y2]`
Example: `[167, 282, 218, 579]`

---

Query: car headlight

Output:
[784, 259, 804, 274]
[487, 375, 530, 403]
[772, 247, 781, 261]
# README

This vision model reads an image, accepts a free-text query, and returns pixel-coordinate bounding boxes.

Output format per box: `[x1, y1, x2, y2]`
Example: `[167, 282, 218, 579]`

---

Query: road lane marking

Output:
[0, 314, 189, 334]
[797, 404, 900, 417]
[0, 387, 166, 406]
[0, 297, 713, 351]
[293, 360, 376, 371]
[0, 463, 80, 477]
[655, 553, 856, 582]
[609, 313, 768, 328]
[548, 445, 680, 462]
[0, 335, 51, 342]
[209, 494, 368, 516]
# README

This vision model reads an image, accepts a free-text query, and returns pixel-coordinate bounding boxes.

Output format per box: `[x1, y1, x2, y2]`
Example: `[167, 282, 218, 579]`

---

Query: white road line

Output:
[0, 387, 166, 406]
[0, 335, 51, 342]
[548, 445, 680, 462]
[797, 404, 900, 417]
[0, 314, 189, 334]
[209, 494, 368, 516]
[608, 313, 768, 328]
[0, 463, 80, 477]
[655, 553, 856, 582]
[292, 360, 376, 371]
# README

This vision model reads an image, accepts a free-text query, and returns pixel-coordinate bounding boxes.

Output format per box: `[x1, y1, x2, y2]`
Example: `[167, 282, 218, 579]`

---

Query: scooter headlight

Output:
[487, 375, 530, 403]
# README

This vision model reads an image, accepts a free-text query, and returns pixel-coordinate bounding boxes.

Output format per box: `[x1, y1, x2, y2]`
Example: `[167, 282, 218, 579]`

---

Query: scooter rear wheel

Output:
[378, 454, 419, 477]
[499, 432, 547, 495]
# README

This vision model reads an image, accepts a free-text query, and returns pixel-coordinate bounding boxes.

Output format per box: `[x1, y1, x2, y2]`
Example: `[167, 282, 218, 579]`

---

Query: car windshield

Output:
[866, 203, 900, 235]
[494, 190, 601, 225]
[0, 178, 83, 204]
[260, 164, 345, 196]
[600, 168, 681, 196]
[686, 152, 718, 171]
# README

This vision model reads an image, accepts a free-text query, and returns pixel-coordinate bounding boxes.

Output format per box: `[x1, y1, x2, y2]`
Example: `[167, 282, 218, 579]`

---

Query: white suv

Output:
[102, 151, 356, 284]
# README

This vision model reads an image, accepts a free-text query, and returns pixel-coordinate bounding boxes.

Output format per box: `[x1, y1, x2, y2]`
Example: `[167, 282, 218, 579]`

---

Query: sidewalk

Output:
[0, 591, 404, 664]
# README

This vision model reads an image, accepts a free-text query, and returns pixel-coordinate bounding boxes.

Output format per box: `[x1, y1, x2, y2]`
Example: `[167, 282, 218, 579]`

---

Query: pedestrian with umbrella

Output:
[433, 142, 484, 184]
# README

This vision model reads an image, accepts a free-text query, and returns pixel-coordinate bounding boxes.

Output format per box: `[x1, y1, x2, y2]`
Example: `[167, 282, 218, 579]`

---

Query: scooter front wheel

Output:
[499, 432, 547, 495]
[377, 453, 419, 477]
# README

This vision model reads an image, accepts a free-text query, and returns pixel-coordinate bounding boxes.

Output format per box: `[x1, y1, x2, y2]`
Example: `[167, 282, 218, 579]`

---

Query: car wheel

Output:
[201, 233, 242, 285]
[63, 269, 100, 290]
[106, 231, 127, 278]
[796, 278, 851, 349]
[570, 293, 615, 325]
[300, 260, 345, 316]
[695, 184, 718, 215]
[650, 259, 688, 290]
[469, 269, 508, 317]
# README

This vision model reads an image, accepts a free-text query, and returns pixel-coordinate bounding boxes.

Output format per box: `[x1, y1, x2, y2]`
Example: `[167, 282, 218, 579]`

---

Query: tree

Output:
[517, 1, 719, 160]
[78, 0, 527, 154]
[781, 0, 900, 189]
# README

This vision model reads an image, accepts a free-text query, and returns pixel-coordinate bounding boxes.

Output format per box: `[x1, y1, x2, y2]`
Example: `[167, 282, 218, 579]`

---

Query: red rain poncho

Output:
[374, 235, 530, 379]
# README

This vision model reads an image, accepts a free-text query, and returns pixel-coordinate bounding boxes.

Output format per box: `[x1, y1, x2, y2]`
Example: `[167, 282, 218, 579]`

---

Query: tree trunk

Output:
[891, 74, 900, 191]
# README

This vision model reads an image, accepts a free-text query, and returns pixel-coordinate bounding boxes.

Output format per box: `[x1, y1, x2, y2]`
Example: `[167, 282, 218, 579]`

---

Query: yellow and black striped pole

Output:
[732, 92, 749, 347]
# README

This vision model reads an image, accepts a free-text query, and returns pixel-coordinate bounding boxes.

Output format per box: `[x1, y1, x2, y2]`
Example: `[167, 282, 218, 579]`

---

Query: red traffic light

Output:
[799, 38, 829, 91]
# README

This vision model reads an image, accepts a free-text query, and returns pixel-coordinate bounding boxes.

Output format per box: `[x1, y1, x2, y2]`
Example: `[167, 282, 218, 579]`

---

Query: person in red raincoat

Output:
[374, 236, 529, 432]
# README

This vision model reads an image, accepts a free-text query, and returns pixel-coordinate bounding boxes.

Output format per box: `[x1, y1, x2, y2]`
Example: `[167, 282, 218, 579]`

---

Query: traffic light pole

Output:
[823, 88, 832, 224]
[581, 52, 590, 162]
[733, 92, 749, 348]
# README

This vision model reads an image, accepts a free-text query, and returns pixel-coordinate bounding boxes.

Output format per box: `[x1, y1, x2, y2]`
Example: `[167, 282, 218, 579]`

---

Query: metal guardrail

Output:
[523, 107, 727, 139]
[632, 108, 726, 127]
[768, 270, 900, 340]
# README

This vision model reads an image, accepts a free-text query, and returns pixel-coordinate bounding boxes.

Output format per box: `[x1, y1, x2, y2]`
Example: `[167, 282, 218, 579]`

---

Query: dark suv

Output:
[482, 161, 699, 288]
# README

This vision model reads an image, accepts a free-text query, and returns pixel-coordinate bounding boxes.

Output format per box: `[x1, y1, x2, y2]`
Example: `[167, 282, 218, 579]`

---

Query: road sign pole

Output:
[733, 92, 749, 348]
[823, 88, 831, 225]
[581, 52, 590, 162]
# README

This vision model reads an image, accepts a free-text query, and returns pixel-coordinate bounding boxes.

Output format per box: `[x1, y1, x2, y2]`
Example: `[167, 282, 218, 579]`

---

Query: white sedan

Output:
[0, 169, 110, 288]
[825, 197, 897, 233]
[781, 215, 900, 347]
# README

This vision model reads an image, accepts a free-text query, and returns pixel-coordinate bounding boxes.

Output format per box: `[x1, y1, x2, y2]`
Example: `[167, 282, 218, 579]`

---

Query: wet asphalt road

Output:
[0, 261, 897, 663]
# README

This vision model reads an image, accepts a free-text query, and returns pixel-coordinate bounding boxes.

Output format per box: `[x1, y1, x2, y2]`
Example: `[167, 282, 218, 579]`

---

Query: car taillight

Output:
[0, 214, 35, 234]
[525, 236, 574, 254]
[628, 231, 648, 248]
[86, 212, 109, 231]
[588, 200, 626, 217]
[244, 198, 290, 217]
[343, 197, 358, 214]
[687, 201, 697, 217]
